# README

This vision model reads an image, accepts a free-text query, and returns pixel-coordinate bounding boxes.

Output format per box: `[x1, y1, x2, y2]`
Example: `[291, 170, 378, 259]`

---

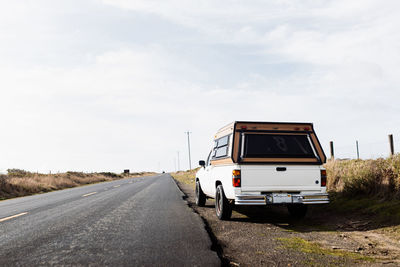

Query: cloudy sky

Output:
[1, 0, 399, 173]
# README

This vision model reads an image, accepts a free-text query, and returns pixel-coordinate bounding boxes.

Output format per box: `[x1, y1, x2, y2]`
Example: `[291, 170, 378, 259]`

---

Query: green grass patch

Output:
[328, 194, 400, 223]
[277, 237, 375, 263]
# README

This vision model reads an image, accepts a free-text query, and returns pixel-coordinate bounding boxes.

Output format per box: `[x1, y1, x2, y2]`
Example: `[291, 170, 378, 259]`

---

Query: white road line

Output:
[113, 185, 120, 188]
[0, 212, 28, 223]
[82, 192, 97, 197]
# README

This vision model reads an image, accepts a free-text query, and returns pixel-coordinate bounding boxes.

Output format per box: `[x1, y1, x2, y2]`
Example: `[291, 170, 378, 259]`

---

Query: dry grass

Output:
[325, 155, 400, 199]
[0, 170, 156, 200]
[324, 155, 400, 222]
[170, 168, 199, 188]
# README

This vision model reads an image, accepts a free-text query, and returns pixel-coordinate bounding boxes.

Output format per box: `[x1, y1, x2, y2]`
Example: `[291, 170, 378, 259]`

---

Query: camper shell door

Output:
[232, 122, 326, 165]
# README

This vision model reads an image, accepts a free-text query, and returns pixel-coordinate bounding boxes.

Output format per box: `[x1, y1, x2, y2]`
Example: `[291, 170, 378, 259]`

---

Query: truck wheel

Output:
[287, 204, 308, 219]
[215, 185, 232, 220]
[195, 180, 206, 207]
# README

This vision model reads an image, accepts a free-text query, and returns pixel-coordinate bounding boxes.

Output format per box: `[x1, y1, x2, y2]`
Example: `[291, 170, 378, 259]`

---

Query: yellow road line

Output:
[82, 192, 97, 197]
[0, 212, 28, 223]
[113, 185, 120, 188]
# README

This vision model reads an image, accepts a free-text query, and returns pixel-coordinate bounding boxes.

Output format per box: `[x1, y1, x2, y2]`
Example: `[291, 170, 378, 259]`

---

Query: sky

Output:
[1, 0, 400, 173]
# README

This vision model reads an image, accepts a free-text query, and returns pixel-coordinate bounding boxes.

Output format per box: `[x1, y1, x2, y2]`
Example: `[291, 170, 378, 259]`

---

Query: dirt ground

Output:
[175, 181, 400, 267]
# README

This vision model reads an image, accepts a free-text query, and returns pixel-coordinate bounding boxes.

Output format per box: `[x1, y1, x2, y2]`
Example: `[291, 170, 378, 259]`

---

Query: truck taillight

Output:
[232, 170, 241, 187]
[320, 169, 327, 187]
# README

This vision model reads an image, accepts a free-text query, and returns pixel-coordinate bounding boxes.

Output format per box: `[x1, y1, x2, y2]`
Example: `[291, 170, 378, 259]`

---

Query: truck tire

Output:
[287, 204, 308, 219]
[215, 185, 232, 220]
[195, 180, 206, 207]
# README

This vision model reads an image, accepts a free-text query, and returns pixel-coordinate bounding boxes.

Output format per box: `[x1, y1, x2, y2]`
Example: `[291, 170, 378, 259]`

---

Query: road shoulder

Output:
[173, 178, 400, 267]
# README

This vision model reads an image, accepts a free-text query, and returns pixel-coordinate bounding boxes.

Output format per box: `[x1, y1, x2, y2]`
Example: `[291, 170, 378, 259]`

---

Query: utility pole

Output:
[356, 140, 360, 160]
[329, 141, 334, 160]
[185, 131, 192, 170]
[389, 134, 394, 156]
[177, 151, 180, 171]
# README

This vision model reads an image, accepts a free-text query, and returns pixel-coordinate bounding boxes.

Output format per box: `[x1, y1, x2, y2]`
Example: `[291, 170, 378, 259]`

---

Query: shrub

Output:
[325, 155, 400, 199]
[7, 169, 31, 177]
[99, 172, 121, 178]
[66, 171, 85, 177]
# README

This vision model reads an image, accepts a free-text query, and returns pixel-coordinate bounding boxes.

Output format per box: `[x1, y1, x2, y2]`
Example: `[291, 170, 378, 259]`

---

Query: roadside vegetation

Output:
[277, 237, 375, 263]
[170, 168, 198, 188]
[326, 155, 400, 223]
[0, 169, 156, 200]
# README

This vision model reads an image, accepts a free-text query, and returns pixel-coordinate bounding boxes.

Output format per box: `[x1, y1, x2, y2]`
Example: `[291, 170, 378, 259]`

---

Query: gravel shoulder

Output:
[174, 179, 400, 267]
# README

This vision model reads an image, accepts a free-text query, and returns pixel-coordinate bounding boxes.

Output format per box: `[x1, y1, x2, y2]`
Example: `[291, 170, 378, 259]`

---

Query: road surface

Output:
[0, 174, 220, 266]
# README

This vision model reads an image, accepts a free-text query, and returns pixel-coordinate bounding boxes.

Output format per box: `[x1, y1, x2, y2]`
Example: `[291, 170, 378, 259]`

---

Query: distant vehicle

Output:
[162, 171, 165, 174]
[195, 121, 329, 220]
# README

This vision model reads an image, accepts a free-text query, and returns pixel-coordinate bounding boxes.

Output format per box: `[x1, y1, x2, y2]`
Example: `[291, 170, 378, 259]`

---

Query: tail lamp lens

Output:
[320, 170, 327, 187]
[232, 170, 241, 187]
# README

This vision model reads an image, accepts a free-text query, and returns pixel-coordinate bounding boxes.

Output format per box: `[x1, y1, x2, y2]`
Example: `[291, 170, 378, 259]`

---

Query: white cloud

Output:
[100, 0, 400, 93]
[0, 0, 399, 172]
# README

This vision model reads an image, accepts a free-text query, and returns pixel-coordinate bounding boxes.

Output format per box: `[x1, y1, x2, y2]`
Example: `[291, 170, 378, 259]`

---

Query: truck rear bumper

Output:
[234, 193, 329, 205]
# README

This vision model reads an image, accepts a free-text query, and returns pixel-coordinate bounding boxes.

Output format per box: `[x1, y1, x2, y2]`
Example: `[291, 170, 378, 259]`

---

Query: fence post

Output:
[330, 141, 334, 160]
[356, 140, 360, 160]
[389, 134, 394, 156]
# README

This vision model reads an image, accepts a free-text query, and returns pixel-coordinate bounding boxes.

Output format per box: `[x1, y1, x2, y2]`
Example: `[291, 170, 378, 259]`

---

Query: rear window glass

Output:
[243, 134, 315, 158]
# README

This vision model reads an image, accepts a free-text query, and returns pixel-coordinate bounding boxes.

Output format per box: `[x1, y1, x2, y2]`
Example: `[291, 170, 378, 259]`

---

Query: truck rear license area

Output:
[266, 193, 292, 204]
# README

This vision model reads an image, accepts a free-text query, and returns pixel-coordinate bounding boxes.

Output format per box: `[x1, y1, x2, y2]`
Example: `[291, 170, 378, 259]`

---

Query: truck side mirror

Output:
[199, 160, 205, 167]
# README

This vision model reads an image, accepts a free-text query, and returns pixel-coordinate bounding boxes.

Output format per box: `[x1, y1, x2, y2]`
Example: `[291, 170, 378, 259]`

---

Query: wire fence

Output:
[328, 135, 398, 160]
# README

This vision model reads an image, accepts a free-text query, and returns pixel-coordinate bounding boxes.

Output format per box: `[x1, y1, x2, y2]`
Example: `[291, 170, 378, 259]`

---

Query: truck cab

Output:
[195, 121, 328, 220]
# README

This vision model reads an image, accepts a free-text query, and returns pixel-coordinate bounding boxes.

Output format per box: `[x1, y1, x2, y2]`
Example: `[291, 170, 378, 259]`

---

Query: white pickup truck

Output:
[195, 121, 329, 220]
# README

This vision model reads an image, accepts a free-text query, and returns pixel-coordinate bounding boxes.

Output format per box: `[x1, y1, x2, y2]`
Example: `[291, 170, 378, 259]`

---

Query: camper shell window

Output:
[213, 135, 230, 159]
[243, 134, 316, 159]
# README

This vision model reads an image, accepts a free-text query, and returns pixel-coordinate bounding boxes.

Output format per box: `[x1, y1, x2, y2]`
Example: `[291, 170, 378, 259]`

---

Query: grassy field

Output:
[326, 155, 400, 198]
[325, 155, 400, 222]
[0, 169, 156, 200]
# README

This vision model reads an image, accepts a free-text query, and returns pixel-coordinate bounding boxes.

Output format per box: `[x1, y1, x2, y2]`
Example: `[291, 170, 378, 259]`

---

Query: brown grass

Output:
[0, 170, 156, 200]
[170, 168, 199, 188]
[325, 155, 400, 199]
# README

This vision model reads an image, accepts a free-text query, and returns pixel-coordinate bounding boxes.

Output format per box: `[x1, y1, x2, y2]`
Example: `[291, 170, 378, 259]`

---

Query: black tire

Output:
[215, 185, 232, 220]
[287, 204, 308, 219]
[195, 180, 206, 207]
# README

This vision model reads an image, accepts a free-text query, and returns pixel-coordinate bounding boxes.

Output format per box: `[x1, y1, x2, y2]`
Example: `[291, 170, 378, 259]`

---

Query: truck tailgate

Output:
[240, 165, 322, 192]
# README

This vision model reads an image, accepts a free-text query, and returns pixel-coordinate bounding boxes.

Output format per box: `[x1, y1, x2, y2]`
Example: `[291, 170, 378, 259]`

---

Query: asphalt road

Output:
[0, 174, 220, 266]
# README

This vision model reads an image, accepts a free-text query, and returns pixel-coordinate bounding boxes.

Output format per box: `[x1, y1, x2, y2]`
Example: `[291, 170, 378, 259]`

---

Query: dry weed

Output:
[325, 155, 400, 199]
[0, 171, 156, 200]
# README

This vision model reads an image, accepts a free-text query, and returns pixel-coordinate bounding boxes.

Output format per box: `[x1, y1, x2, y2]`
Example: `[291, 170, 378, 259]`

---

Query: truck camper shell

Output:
[196, 121, 329, 220]
[211, 121, 326, 166]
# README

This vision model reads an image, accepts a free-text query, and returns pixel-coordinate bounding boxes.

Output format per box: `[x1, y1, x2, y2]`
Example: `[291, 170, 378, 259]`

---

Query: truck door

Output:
[197, 150, 213, 197]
